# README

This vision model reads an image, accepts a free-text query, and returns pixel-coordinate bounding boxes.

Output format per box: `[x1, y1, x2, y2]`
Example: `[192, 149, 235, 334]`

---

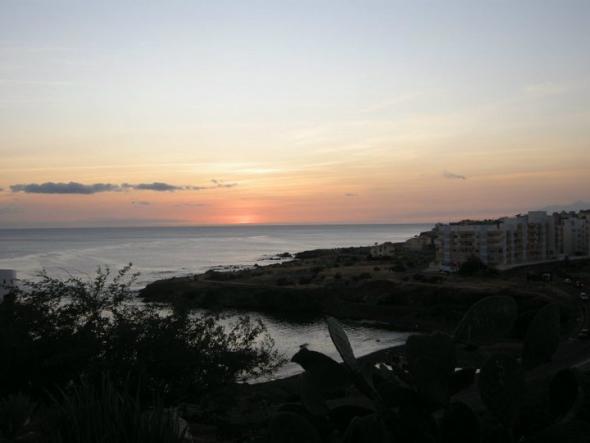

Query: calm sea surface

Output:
[0, 224, 431, 379]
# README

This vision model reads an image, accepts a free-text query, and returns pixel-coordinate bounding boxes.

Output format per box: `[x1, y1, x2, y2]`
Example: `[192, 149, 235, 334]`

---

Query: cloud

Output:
[443, 170, 466, 180]
[344, 193, 357, 197]
[129, 182, 183, 192]
[131, 201, 151, 206]
[185, 180, 237, 191]
[175, 203, 207, 207]
[10, 182, 120, 194]
[210, 179, 238, 189]
[10, 180, 238, 194]
[524, 82, 567, 98]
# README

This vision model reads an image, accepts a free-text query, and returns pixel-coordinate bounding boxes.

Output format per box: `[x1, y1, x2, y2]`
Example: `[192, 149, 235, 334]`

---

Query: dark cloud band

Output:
[10, 182, 120, 194]
[10, 180, 238, 195]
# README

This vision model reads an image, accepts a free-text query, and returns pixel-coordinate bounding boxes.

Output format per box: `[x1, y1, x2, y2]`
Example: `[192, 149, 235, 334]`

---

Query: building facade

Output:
[433, 211, 590, 270]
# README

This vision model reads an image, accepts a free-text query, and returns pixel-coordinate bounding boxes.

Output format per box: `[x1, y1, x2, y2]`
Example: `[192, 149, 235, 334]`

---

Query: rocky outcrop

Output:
[140, 275, 554, 333]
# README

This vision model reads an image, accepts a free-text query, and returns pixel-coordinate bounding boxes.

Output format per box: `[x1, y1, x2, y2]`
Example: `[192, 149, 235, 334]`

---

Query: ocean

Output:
[0, 224, 432, 378]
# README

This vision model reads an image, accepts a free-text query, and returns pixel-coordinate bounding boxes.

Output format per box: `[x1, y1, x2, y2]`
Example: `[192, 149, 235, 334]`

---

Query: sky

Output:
[1, 0, 589, 227]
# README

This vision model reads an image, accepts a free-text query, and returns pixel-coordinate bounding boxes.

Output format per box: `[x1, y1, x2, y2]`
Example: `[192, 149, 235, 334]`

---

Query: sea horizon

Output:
[0, 223, 433, 286]
[0, 222, 437, 231]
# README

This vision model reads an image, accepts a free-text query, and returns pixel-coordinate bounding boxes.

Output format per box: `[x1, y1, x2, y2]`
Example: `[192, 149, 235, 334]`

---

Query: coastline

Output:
[0, 223, 433, 285]
[140, 242, 573, 336]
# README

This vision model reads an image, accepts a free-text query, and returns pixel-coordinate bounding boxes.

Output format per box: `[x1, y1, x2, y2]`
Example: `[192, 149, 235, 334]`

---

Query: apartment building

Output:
[560, 212, 590, 256]
[434, 210, 590, 270]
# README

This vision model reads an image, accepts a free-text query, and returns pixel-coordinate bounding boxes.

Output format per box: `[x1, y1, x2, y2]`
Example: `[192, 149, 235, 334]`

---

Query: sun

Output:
[234, 214, 258, 224]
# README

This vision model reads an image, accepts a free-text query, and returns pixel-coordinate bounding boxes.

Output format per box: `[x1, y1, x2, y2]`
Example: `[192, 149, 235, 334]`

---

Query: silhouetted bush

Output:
[390, 263, 406, 272]
[0, 393, 37, 441]
[0, 266, 281, 403]
[298, 276, 313, 285]
[352, 273, 371, 282]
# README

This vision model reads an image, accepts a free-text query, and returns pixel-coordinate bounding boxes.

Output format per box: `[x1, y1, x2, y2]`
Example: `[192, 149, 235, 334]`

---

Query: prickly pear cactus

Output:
[268, 411, 322, 443]
[478, 354, 525, 426]
[327, 316, 359, 371]
[299, 373, 329, 417]
[549, 368, 581, 420]
[454, 296, 518, 345]
[532, 419, 590, 443]
[291, 347, 350, 391]
[406, 332, 456, 405]
[522, 303, 561, 369]
[326, 317, 380, 403]
[440, 402, 480, 443]
[343, 413, 390, 443]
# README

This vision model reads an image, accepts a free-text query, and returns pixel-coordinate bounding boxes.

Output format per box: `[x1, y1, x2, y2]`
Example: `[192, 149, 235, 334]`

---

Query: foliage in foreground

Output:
[0, 377, 188, 443]
[274, 296, 590, 443]
[48, 377, 187, 443]
[0, 266, 282, 404]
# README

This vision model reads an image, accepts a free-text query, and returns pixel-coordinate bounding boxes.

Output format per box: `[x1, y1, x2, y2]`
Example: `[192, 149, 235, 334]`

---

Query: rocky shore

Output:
[140, 244, 569, 333]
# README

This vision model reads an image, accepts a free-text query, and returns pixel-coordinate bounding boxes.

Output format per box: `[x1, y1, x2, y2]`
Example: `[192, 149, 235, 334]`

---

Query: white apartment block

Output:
[434, 210, 590, 270]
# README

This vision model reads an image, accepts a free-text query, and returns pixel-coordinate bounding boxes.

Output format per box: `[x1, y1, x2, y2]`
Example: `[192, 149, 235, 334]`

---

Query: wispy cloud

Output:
[344, 193, 357, 197]
[174, 203, 207, 207]
[524, 82, 567, 98]
[10, 180, 238, 195]
[210, 179, 237, 188]
[359, 91, 426, 114]
[443, 170, 466, 180]
[131, 201, 151, 206]
[125, 182, 182, 192]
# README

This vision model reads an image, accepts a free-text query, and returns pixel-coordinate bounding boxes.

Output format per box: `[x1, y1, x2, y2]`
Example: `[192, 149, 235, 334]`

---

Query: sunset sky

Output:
[1, 0, 589, 227]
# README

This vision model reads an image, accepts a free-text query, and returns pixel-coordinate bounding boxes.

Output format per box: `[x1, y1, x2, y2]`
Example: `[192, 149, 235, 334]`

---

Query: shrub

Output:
[276, 277, 293, 286]
[352, 273, 371, 282]
[0, 266, 282, 403]
[390, 263, 406, 272]
[0, 393, 37, 441]
[298, 276, 313, 285]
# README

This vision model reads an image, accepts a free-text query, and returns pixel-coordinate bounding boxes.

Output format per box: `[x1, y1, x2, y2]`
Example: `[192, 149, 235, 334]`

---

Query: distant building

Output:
[0, 269, 16, 302]
[433, 210, 590, 270]
[560, 212, 590, 256]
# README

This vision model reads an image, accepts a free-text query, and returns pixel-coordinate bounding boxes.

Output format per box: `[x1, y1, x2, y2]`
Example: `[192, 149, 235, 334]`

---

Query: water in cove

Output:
[0, 224, 429, 378]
